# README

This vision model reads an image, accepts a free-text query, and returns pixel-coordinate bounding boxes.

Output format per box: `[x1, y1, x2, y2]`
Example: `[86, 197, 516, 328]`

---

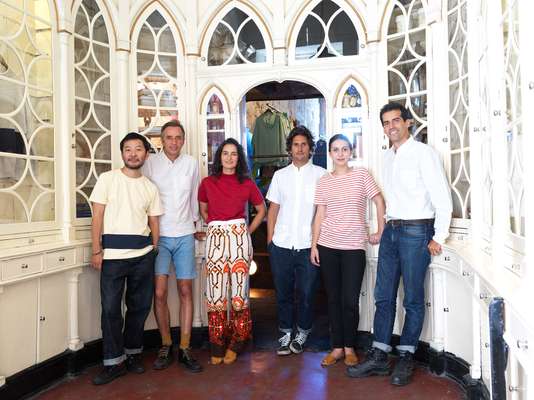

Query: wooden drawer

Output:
[432, 249, 460, 270]
[1, 255, 42, 281]
[506, 308, 533, 369]
[44, 249, 75, 271]
[460, 263, 475, 289]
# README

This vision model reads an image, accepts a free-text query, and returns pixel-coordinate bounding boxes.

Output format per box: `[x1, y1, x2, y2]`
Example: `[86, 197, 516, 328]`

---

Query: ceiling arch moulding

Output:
[197, 83, 233, 115]
[198, 0, 274, 57]
[333, 74, 370, 107]
[285, 0, 368, 50]
[69, 0, 119, 49]
[129, 0, 187, 54]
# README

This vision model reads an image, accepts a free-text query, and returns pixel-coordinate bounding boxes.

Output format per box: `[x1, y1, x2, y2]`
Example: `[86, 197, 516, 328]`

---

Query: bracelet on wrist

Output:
[92, 250, 102, 256]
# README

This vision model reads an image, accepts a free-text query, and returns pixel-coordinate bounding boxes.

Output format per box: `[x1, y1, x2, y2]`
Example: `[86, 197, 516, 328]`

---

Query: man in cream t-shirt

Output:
[90, 132, 163, 385]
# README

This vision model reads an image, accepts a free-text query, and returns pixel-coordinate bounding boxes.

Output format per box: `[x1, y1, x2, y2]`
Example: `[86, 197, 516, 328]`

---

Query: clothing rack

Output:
[265, 103, 281, 113]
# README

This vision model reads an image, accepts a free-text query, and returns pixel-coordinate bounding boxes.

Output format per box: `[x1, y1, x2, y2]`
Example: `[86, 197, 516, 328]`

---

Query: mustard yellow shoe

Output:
[321, 353, 341, 367]
[210, 356, 223, 365]
[344, 353, 359, 366]
[223, 349, 237, 365]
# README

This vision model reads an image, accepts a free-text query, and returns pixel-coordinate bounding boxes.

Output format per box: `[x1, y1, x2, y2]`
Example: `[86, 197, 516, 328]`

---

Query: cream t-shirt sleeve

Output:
[148, 184, 163, 216]
[89, 172, 110, 205]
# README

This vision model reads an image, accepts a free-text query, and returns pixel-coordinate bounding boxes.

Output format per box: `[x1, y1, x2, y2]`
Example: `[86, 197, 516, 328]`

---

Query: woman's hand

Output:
[310, 246, 320, 266]
[369, 231, 382, 245]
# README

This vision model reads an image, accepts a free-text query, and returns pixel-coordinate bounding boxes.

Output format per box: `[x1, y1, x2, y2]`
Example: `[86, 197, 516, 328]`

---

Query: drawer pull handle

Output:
[479, 293, 489, 300]
[443, 307, 449, 312]
[21, 263, 28, 269]
[509, 385, 519, 392]
[59, 256, 65, 262]
[517, 340, 528, 350]
[39, 316, 46, 321]
[462, 271, 470, 277]
[484, 342, 490, 348]
[444, 256, 451, 261]
[425, 302, 431, 307]
[360, 292, 366, 297]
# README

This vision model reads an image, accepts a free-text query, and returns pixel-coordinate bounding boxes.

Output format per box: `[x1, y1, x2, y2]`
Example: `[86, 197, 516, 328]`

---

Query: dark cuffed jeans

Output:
[268, 243, 320, 334]
[100, 251, 155, 366]
[372, 221, 434, 354]
[317, 245, 366, 348]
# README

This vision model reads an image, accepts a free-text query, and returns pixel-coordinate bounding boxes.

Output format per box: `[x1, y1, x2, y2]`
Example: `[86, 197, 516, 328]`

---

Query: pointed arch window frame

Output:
[288, 0, 366, 64]
[201, 4, 273, 68]
[130, 6, 186, 152]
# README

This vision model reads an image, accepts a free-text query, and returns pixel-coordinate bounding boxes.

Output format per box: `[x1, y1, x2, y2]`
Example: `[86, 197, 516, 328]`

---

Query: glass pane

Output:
[159, 55, 177, 78]
[95, 162, 111, 177]
[312, 0, 340, 23]
[146, 11, 166, 30]
[82, 0, 99, 20]
[222, 8, 248, 32]
[28, 57, 52, 89]
[74, 37, 90, 64]
[341, 85, 361, 108]
[28, 88, 53, 123]
[159, 89, 177, 108]
[94, 104, 110, 130]
[94, 77, 110, 102]
[388, 70, 407, 96]
[13, 103, 41, 139]
[0, 193, 27, 223]
[75, 99, 91, 125]
[0, 43, 25, 82]
[408, 30, 425, 57]
[295, 15, 325, 59]
[76, 160, 91, 186]
[0, 80, 25, 113]
[80, 115, 105, 145]
[328, 12, 358, 56]
[30, 159, 54, 188]
[75, 131, 91, 158]
[238, 20, 266, 63]
[93, 43, 110, 72]
[0, 6, 24, 37]
[29, 127, 54, 157]
[137, 52, 155, 76]
[409, 63, 426, 92]
[158, 27, 176, 53]
[207, 95, 224, 114]
[75, 68, 91, 99]
[410, 94, 428, 121]
[137, 24, 155, 51]
[93, 15, 108, 43]
[0, 122, 26, 156]
[31, 192, 54, 222]
[388, 5, 405, 35]
[387, 36, 405, 65]
[94, 135, 111, 160]
[0, 155, 26, 185]
[75, 7, 90, 38]
[448, 9, 458, 44]
[138, 85, 156, 107]
[409, 0, 425, 30]
[76, 192, 91, 218]
[27, 16, 51, 56]
[208, 23, 234, 66]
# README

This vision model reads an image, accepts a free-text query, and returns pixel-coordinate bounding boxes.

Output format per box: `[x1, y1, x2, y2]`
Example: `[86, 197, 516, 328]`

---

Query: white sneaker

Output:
[289, 331, 308, 354]
[277, 332, 292, 356]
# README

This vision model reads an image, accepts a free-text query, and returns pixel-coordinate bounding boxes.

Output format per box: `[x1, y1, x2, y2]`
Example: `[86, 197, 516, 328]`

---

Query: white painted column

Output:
[0, 286, 4, 386]
[56, 31, 75, 241]
[67, 268, 84, 351]
[113, 48, 130, 166]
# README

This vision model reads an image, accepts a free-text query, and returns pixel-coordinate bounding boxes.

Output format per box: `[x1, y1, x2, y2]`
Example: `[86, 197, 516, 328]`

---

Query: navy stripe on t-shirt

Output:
[102, 234, 151, 249]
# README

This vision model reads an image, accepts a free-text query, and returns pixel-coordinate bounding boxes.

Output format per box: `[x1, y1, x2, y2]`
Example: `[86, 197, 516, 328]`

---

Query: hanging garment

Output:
[251, 110, 290, 167]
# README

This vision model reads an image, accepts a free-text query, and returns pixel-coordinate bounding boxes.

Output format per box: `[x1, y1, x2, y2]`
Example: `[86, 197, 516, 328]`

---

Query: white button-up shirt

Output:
[267, 161, 326, 250]
[383, 137, 452, 244]
[142, 151, 200, 237]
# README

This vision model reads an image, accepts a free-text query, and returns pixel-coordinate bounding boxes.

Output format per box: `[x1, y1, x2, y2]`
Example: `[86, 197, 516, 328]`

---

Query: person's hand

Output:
[310, 246, 320, 266]
[369, 231, 382, 245]
[91, 252, 103, 270]
[427, 240, 442, 256]
[194, 231, 206, 241]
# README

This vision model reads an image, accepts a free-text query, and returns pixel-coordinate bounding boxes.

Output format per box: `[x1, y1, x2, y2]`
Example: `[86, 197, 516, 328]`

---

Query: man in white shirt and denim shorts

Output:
[347, 103, 452, 386]
[143, 120, 202, 373]
[266, 126, 326, 356]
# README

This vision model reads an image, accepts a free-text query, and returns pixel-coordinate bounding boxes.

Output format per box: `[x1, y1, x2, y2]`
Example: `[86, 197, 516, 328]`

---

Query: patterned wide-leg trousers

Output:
[205, 218, 253, 357]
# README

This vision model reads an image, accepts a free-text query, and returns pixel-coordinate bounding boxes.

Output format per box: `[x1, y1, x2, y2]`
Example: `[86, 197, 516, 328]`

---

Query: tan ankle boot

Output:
[223, 349, 237, 364]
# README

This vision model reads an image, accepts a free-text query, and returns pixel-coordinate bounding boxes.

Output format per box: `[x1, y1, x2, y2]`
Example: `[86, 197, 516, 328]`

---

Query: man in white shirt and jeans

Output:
[347, 103, 452, 385]
[266, 126, 326, 356]
[142, 120, 202, 373]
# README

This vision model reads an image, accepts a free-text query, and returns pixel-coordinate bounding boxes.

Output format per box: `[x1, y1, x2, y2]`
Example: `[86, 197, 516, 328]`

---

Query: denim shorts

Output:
[155, 235, 197, 279]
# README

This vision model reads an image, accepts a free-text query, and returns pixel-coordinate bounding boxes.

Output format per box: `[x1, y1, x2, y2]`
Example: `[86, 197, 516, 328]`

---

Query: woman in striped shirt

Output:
[311, 134, 385, 367]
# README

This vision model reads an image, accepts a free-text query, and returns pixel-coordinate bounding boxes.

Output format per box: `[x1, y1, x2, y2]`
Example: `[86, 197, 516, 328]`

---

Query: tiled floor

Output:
[34, 289, 464, 400]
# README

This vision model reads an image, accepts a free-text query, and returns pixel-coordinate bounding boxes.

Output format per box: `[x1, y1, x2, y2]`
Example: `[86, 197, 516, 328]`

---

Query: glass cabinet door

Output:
[203, 93, 228, 175]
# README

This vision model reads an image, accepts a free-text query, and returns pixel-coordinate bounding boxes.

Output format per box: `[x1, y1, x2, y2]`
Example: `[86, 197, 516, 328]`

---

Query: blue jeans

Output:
[372, 221, 433, 354]
[100, 251, 155, 365]
[268, 243, 320, 334]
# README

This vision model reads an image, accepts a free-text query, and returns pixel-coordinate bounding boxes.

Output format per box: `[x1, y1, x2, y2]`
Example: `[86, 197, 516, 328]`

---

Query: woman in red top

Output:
[198, 138, 266, 365]
[311, 134, 385, 367]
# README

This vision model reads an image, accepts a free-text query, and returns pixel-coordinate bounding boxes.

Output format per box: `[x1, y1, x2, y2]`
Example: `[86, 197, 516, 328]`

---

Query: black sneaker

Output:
[289, 331, 308, 354]
[178, 348, 203, 373]
[277, 332, 291, 356]
[390, 351, 414, 386]
[92, 363, 127, 385]
[153, 345, 173, 370]
[346, 347, 390, 378]
[125, 354, 145, 374]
